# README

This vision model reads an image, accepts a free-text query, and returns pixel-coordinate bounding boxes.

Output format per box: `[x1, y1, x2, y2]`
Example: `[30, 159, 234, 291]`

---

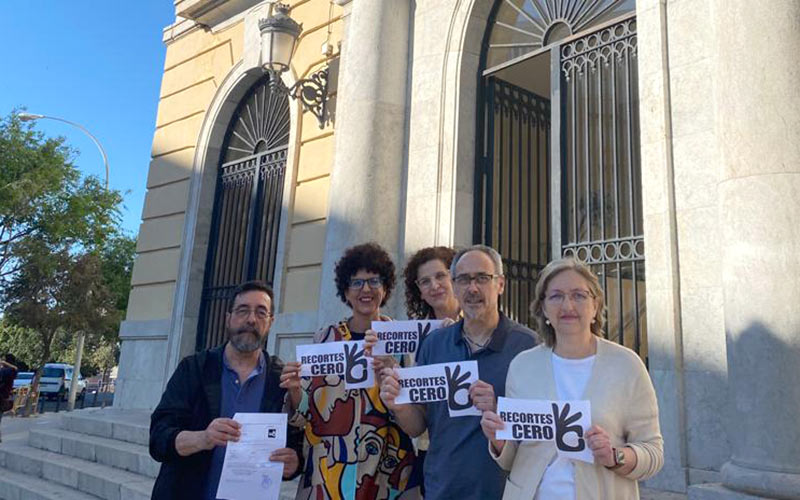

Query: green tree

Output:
[0, 110, 132, 413]
[0, 320, 42, 369]
[0, 110, 120, 284]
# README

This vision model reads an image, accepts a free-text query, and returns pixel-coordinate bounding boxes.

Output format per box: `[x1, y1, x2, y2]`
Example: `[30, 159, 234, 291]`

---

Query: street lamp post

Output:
[17, 112, 110, 411]
[17, 112, 110, 190]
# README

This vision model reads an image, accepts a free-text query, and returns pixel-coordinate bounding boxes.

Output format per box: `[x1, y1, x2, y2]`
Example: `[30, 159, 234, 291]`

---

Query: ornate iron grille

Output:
[559, 15, 646, 357]
[486, 0, 635, 68]
[476, 77, 551, 328]
[196, 76, 290, 351]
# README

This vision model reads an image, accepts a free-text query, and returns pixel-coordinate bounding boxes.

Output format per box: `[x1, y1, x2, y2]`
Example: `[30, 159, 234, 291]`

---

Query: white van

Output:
[39, 363, 86, 400]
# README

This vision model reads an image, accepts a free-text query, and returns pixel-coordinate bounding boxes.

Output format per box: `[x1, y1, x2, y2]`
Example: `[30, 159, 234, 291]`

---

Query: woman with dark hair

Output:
[403, 246, 460, 322]
[281, 242, 419, 500]
[390, 246, 461, 495]
[480, 258, 663, 499]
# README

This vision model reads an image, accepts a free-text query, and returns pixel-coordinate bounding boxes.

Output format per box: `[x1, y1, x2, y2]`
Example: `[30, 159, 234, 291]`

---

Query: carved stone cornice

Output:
[174, 0, 263, 28]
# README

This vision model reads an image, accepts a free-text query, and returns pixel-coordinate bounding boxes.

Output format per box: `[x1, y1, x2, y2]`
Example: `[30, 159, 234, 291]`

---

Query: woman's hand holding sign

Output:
[365, 329, 397, 381]
[379, 367, 401, 410]
[468, 379, 497, 412]
[585, 425, 636, 474]
[480, 411, 506, 454]
[280, 362, 303, 409]
[585, 425, 614, 466]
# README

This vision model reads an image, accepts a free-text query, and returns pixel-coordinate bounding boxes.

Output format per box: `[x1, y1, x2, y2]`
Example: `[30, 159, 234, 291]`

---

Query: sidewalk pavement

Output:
[0, 412, 60, 443]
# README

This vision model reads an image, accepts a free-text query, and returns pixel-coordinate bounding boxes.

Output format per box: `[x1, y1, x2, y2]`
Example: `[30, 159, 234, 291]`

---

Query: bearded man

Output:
[149, 281, 302, 500]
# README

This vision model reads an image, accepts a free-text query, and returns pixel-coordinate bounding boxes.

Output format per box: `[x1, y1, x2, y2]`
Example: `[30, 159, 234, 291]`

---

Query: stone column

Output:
[713, 1, 800, 498]
[317, 0, 412, 324]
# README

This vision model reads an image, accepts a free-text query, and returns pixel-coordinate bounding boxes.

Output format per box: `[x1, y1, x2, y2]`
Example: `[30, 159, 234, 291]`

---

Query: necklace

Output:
[464, 333, 490, 351]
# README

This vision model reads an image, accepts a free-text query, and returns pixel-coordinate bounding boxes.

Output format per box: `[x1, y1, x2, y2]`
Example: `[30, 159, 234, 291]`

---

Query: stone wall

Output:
[116, 0, 343, 409]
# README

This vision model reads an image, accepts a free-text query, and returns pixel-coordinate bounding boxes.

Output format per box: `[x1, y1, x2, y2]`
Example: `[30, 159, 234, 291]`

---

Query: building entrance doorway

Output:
[196, 75, 290, 350]
[476, 0, 646, 359]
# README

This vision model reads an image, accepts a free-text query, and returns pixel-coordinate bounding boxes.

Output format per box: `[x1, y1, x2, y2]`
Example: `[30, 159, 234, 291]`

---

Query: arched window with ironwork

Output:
[476, 0, 646, 360]
[196, 74, 290, 350]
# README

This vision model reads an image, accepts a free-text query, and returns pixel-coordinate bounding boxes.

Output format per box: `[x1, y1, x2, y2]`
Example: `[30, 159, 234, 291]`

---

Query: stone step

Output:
[688, 483, 767, 500]
[0, 467, 101, 500]
[59, 408, 150, 447]
[28, 427, 159, 479]
[0, 441, 154, 500]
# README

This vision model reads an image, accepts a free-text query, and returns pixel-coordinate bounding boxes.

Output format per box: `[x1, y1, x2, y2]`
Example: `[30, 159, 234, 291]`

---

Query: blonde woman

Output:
[480, 258, 663, 499]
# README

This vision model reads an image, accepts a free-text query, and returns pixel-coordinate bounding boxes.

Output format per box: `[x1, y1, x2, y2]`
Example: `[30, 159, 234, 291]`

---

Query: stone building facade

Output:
[115, 1, 800, 498]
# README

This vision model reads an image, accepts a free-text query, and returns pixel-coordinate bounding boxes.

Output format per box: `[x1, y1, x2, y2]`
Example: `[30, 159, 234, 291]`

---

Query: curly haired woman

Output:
[281, 242, 419, 500]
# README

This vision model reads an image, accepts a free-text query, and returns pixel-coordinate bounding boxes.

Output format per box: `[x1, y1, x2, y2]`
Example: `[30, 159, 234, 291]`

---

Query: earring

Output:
[545, 319, 551, 325]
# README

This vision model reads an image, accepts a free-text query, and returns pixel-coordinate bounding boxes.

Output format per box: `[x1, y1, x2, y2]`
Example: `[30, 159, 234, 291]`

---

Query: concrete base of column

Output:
[688, 461, 800, 500]
[722, 462, 800, 499]
[689, 483, 769, 500]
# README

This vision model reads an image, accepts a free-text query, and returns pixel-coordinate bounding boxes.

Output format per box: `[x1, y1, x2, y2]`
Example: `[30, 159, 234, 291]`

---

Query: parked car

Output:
[13, 371, 34, 389]
[38, 363, 86, 401]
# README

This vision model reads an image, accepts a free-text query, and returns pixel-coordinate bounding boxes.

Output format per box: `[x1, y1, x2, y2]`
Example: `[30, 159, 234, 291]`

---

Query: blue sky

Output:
[0, 2, 176, 236]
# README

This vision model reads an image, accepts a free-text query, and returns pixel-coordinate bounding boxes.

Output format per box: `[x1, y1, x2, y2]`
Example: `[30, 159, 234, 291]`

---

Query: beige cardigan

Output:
[490, 338, 663, 500]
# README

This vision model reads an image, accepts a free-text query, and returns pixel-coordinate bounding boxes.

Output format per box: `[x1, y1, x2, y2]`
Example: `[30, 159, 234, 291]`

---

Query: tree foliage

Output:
[0, 110, 136, 411]
[0, 110, 121, 284]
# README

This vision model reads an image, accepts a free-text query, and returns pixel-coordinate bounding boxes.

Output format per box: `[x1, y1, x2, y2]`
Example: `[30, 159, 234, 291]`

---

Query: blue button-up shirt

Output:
[415, 313, 537, 500]
[205, 351, 267, 500]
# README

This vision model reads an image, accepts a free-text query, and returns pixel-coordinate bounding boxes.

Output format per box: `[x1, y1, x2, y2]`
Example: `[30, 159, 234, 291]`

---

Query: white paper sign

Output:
[296, 341, 375, 389]
[496, 397, 594, 463]
[371, 320, 444, 355]
[216, 412, 287, 500]
[395, 361, 481, 417]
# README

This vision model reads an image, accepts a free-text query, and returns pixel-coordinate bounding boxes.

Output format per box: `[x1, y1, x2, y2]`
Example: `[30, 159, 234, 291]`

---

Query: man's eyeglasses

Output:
[453, 273, 501, 287]
[348, 277, 384, 290]
[544, 290, 594, 306]
[232, 306, 272, 320]
[416, 271, 450, 290]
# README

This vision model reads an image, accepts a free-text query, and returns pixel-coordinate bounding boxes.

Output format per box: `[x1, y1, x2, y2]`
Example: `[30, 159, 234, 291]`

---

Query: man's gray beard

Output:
[228, 328, 265, 353]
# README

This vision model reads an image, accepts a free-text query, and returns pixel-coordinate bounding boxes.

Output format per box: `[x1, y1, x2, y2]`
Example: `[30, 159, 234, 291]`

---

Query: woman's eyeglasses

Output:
[348, 277, 384, 290]
[544, 290, 594, 306]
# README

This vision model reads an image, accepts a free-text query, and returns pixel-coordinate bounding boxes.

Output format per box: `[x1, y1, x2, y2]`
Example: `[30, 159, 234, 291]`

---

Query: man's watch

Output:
[606, 447, 626, 470]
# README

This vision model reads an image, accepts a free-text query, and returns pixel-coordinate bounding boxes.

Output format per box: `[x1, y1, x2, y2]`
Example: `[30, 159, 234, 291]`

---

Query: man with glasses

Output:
[380, 245, 537, 500]
[150, 281, 302, 500]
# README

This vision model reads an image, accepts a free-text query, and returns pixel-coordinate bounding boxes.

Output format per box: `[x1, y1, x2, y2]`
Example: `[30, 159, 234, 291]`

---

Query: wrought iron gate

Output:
[196, 76, 290, 351]
[478, 6, 646, 357]
[556, 15, 646, 356]
[476, 77, 551, 328]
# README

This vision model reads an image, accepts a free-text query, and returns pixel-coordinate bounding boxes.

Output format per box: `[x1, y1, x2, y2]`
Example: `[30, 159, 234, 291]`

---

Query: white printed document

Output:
[215, 412, 287, 500]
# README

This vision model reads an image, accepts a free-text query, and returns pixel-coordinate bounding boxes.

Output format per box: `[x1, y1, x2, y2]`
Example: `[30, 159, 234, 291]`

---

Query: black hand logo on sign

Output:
[344, 343, 368, 384]
[552, 403, 586, 452]
[417, 322, 432, 343]
[445, 365, 473, 411]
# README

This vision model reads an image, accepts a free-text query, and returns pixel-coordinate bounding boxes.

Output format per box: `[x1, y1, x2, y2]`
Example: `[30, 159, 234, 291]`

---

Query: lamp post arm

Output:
[31, 115, 110, 190]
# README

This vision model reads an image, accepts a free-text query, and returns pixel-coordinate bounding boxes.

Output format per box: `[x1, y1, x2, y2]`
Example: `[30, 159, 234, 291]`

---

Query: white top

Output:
[534, 352, 596, 500]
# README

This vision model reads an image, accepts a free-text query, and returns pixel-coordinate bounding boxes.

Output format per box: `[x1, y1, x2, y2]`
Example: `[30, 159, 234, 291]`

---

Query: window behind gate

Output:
[196, 75, 290, 351]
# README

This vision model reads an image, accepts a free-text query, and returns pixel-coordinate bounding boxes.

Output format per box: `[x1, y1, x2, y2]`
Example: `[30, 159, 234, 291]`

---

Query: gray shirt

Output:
[415, 313, 537, 500]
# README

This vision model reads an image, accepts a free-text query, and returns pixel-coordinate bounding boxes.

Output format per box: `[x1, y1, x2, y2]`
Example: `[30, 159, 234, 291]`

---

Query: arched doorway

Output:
[475, 0, 647, 359]
[196, 74, 291, 350]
